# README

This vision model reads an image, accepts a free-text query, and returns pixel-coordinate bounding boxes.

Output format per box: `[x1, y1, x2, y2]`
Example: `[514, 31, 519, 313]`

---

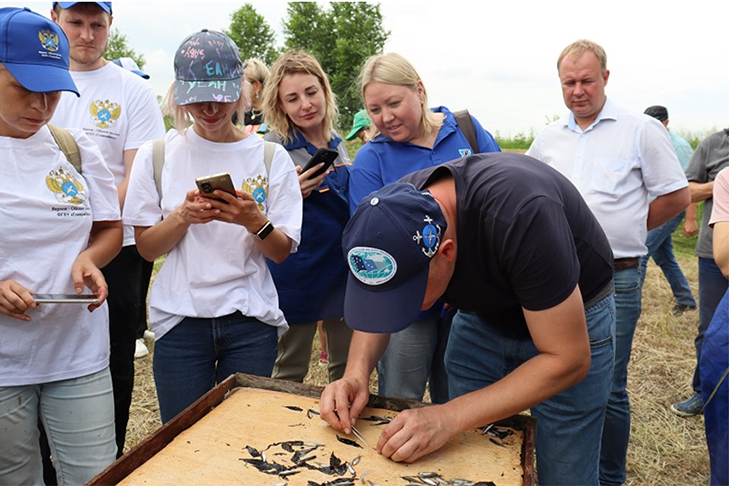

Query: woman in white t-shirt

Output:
[0, 8, 122, 484]
[123, 30, 302, 423]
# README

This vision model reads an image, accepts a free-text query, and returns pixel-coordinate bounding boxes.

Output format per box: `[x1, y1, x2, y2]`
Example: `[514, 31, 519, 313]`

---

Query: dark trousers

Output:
[136, 257, 154, 339]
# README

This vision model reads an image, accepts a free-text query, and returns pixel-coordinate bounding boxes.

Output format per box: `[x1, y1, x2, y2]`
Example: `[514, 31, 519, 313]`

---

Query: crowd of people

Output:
[0, 3, 726, 486]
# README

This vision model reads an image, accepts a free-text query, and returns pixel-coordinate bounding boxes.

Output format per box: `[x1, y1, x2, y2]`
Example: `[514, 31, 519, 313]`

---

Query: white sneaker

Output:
[143, 329, 155, 341]
[134, 338, 149, 359]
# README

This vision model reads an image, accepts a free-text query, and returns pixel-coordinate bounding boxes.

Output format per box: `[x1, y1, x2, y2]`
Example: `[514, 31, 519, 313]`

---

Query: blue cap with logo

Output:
[342, 182, 447, 334]
[112, 57, 149, 79]
[173, 29, 244, 106]
[53, 3, 112, 14]
[0, 7, 78, 96]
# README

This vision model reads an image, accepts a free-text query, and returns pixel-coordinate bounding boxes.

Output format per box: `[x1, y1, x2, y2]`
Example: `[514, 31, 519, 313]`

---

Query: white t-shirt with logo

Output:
[0, 126, 121, 386]
[123, 128, 302, 339]
[52, 63, 166, 246]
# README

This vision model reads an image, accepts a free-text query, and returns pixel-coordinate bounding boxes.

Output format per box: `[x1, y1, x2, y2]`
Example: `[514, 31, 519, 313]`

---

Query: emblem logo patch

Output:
[38, 30, 60, 52]
[348, 247, 397, 286]
[89, 99, 122, 129]
[243, 174, 269, 213]
[411, 215, 441, 258]
[46, 168, 88, 205]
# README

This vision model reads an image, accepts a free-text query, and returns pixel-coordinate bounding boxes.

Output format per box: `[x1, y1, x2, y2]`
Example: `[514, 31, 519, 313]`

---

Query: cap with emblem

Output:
[173, 29, 244, 106]
[342, 182, 447, 334]
[53, 2, 112, 14]
[0, 7, 78, 96]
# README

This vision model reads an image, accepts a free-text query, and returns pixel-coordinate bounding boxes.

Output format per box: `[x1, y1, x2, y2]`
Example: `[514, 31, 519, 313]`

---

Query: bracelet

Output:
[250, 220, 274, 241]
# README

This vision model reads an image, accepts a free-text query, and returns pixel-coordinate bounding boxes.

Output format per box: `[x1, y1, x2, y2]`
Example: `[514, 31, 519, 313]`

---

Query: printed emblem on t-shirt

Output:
[45, 168, 88, 205]
[243, 175, 269, 213]
[89, 99, 122, 129]
[38, 30, 60, 53]
[348, 247, 397, 286]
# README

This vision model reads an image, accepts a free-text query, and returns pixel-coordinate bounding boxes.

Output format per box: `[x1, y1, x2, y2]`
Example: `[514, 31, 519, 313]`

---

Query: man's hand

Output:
[320, 375, 371, 435]
[376, 405, 454, 463]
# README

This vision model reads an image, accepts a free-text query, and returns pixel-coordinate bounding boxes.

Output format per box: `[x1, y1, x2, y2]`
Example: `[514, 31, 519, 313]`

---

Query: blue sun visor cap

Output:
[53, 3, 112, 14]
[342, 182, 447, 334]
[0, 7, 78, 96]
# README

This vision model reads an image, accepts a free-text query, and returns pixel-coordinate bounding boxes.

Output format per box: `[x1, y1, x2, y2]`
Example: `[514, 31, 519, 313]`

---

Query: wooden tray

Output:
[87, 373, 535, 485]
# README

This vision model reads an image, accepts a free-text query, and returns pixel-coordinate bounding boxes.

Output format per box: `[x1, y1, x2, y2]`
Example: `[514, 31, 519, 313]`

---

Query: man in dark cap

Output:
[640, 105, 698, 315]
[321, 152, 616, 486]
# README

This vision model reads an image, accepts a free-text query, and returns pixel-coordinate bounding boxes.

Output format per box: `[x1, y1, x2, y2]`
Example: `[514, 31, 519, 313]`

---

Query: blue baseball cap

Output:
[0, 7, 78, 96]
[53, 3, 112, 14]
[173, 29, 243, 106]
[342, 182, 447, 334]
[112, 57, 150, 79]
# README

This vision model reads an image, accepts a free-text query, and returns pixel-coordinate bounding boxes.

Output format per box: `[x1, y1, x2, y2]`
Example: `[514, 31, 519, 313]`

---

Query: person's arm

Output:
[70, 219, 123, 311]
[689, 181, 715, 203]
[116, 148, 137, 211]
[683, 202, 699, 238]
[374, 286, 590, 463]
[319, 331, 391, 433]
[647, 186, 690, 230]
[714, 221, 729, 279]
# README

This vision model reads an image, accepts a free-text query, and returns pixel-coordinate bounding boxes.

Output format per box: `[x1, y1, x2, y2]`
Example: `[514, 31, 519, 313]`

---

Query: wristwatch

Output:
[250, 220, 274, 241]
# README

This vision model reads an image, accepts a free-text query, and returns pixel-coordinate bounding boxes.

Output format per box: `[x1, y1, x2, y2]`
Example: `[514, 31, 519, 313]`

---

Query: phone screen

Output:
[33, 294, 100, 304]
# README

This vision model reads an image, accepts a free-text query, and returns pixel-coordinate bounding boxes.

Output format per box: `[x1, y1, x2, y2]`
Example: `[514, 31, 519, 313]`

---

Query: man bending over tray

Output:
[320, 152, 615, 486]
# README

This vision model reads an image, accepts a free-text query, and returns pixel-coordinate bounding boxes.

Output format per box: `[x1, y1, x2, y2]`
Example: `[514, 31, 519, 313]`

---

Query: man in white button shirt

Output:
[527, 39, 690, 486]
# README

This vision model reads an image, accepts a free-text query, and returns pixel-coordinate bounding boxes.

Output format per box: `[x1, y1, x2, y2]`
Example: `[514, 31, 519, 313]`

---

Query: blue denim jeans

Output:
[0, 368, 116, 485]
[600, 267, 642, 485]
[639, 211, 696, 307]
[693, 258, 729, 392]
[446, 295, 615, 486]
[153, 312, 278, 423]
[377, 312, 450, 404]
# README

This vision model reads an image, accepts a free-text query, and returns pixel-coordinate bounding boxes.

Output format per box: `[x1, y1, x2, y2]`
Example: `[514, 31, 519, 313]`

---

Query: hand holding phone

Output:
[302, 148, 339, 179]
[195, 173, 236, 201]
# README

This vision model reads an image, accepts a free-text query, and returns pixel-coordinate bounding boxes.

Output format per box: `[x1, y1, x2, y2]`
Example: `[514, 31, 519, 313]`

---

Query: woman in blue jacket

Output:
[263, 51, 353, 383]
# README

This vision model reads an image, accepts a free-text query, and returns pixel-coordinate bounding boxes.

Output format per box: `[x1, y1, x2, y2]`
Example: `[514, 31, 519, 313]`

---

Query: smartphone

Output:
[195, 172, 236, 200]
[302, 148, 339, 179]
[33, 294, 100, 304]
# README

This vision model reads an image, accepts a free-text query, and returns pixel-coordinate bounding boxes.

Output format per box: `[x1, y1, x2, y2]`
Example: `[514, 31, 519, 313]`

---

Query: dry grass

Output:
[126, 255, 710, 485]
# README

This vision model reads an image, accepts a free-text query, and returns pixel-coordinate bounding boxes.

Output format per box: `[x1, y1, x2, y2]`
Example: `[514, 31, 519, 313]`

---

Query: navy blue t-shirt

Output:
[401, 152, 614, 333]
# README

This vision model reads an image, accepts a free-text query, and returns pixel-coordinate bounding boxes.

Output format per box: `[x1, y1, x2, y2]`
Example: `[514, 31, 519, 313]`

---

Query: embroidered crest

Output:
[89, 99, 122, 129]
[458, 148, 472, 158]
[45, 168, 87, 205]
[411, 215, 441, 258]
[242, 174, 269, 212]
[348, 247, 397, 286]
[38, 30, 60, 52]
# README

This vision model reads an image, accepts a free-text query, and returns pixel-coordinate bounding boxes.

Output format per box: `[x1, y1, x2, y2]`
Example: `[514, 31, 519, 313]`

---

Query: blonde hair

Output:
[358, 52, 441, 137]
[558, 39, 608, 74]
[261, 50, 338, 145]
[163, 80, 251, 134]
[244, 58, 270, 86]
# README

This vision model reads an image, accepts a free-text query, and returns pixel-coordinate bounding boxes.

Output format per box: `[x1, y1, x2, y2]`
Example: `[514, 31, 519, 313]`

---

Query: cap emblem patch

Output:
[412, 215, 441, 258]
[348, 247, 397, 287]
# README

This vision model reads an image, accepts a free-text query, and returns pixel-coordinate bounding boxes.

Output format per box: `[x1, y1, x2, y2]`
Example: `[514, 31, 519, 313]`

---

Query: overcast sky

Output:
[11, 0, 729, 138]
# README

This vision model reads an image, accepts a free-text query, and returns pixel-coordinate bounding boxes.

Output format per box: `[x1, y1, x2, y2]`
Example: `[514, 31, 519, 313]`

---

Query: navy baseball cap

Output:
[0, 7, 79, 96]
[342, 182, 447, 334]
[53, 3, 112, 14]
[173, 29, 243, 106]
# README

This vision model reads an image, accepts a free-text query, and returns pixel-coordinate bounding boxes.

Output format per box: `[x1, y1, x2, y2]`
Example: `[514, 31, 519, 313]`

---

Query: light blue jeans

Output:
[153, 312, 278, 423]
[639, 211, 696, 307]
[446, 294, 615, 486]
[377, 312, 450, 404]
[0, 367, 116, 486]
[600, 267, 643, 485]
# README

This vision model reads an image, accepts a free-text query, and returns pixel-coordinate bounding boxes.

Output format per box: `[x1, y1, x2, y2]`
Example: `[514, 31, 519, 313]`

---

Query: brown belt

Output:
[614, 257, 639, 271]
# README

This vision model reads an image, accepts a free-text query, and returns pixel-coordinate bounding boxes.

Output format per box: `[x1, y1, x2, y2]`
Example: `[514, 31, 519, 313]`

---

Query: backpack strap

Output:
[452, 109, 479, 154]
[263, 140, 275, 176]
[152, 138, 165, 201]
[48, 124, 82, 173]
